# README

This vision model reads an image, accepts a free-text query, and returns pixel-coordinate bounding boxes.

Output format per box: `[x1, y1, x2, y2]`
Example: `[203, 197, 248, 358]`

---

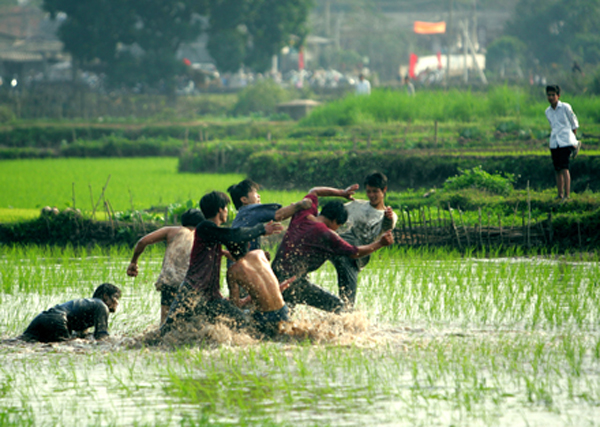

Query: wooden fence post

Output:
[406, 209, 414, 245]
[421, 207, 428, 246]
[447, 203, 461, 248]
[527, 181, 532, 248]
[478, 207, 484, 248]
[498, 213, 503, 246]
[548, 212, 553, 245]
[458, 208, 470, 247]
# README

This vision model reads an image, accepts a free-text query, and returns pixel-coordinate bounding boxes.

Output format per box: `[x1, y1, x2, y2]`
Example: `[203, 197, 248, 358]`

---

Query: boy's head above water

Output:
[228, 179, 261, 209]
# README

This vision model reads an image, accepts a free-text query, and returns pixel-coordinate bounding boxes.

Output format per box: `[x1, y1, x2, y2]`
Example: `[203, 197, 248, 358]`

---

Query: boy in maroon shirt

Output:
[160, 191, 288, 336]
[272, 184, 394, 313]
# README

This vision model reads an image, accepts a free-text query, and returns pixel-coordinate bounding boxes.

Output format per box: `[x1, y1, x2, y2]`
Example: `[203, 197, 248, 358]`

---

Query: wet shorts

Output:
[551, 146, 575, 171]
[252, 304, 290, 336]
[21, 307, 70, 343]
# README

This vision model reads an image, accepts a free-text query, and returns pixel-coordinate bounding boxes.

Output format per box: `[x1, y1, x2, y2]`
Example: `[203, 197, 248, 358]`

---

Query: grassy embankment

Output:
[0, 157, 305, 223]
[2, 157, 600, 252]
[2, 87, 600, 237]
[1, 245, 599, 426]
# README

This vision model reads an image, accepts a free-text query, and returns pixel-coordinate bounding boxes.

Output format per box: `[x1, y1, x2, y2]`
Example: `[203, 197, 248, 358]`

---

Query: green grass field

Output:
[0, 157, 308, 220]
[1, 245, 599, 426]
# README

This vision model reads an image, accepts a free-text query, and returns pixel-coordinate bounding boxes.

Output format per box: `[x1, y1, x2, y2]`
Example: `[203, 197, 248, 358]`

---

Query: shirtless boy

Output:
[127, 208, 205, 324]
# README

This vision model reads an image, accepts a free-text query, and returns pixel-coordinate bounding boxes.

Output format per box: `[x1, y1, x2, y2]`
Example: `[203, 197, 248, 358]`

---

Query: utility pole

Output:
[461, 20, 487, 84]
[463, 20, 468, 83]
[325, 0, 331, 38]
[446, 0, 453, 84]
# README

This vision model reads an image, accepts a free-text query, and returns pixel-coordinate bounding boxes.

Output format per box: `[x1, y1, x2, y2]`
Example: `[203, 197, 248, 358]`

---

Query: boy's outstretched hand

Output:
[379, 230, 394, 247]
[264, 221, 284, 236]
[126, 262, 139, 277]
[384, 206, 394, 220]
[344, 184, 359, 200]
[279, 275, 296, 293]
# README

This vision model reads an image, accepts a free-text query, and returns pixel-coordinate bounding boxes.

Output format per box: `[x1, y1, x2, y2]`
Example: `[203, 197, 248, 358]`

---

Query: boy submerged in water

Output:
[160, 191, 295, 337]
[127, 208, 205, 325]
[20, 283, 122, 343]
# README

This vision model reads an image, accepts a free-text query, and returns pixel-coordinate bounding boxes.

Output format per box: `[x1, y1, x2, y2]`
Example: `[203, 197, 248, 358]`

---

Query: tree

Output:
[44, 0, 312, 86]
[486, 36, 526, 77]
[43, 0, 208, 90]
[43, 0, 136, 66]
[505, 0, 600, 67]
[206, 0, 313, 72]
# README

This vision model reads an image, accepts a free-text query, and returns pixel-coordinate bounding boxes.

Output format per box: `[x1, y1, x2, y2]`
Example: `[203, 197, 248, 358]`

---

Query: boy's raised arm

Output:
[273, 199, 313, 221]
[308, 184, 359, 199]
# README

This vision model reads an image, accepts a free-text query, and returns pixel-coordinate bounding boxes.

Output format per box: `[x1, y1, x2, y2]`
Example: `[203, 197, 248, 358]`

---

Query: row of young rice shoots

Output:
[2, 245, 600, 334]
[2, 245, 600, 426]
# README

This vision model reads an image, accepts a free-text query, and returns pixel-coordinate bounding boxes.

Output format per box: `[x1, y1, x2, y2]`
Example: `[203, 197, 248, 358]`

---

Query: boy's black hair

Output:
[364, 172, 388, 190]
[181, 208, 205, 227]
[546, 85, 561, 95]
[200, 191, 231, 219]
[93, 283, 122, 300]
[320, 201, 349, 226]
[227, 179, 260, 209]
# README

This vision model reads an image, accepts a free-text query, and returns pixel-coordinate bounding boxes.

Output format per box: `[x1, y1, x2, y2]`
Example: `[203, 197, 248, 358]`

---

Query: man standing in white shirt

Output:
[356, 73, 371, 95]
[545, 85, 580, 201]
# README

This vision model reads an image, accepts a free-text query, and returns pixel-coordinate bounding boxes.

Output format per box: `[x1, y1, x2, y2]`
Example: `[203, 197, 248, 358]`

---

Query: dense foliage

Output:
[42, 0, 313, 88]
[43, 0, 206, 90]
[207, 0, 313, 72]
[505, 0, 600, 68]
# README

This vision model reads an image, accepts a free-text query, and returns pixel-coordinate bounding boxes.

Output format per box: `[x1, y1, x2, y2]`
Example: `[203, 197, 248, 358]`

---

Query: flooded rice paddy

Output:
[1, 245, 599, 426]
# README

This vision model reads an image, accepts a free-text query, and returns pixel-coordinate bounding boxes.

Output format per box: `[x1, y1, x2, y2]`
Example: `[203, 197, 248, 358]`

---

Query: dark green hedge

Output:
[0, 211, 159, 247]
[237, 151, 600, 192]
[0, 122, 293, 149]
[0, 137, 184, 159]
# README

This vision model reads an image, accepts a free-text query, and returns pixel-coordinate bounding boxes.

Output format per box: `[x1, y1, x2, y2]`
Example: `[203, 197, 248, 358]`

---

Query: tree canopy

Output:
[206, 0, 313, 72]
[43, 0, 312, 88]
[505, 0, 600, 67]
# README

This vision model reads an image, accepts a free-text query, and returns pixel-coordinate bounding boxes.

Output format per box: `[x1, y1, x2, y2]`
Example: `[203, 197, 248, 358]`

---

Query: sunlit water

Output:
[1, 250, 599, 426]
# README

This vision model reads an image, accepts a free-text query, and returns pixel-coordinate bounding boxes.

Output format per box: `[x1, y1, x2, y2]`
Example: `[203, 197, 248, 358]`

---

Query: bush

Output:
[232, 80, 292, 116]
[0, 105, 15, 123]
[443, 166, 515, 196]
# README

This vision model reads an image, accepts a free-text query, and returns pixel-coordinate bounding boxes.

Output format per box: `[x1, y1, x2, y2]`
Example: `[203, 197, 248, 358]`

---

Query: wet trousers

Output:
[280, 275, 344, 314]
[160, 282, 249, 335]
[330, 255, 360, 309]
[21, 308, 70, 343]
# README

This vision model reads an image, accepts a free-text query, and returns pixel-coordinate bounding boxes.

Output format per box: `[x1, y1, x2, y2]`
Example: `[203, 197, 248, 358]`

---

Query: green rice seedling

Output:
[2, 245, 600, 426]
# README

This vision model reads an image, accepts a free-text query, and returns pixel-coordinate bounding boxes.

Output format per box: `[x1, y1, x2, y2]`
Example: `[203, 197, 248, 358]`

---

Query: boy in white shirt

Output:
[331, 172, 397, 309]
[545, 85, 580, 201]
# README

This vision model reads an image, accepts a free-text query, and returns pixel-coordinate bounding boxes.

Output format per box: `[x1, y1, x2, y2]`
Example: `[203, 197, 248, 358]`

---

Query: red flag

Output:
[414, 21, 446, 34]
[298, 48, 304, 70]
[183, 58, 191, 66]
[437, 51, 442, 69]
[409, 53, 418, 79]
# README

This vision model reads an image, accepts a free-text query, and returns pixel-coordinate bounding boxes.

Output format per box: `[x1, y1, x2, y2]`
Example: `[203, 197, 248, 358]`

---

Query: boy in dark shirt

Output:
[272, 184, 394, 313]
[160, 191, 286, 336]
[227, 179, 311, 261]
[20, 283, 121, 343]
